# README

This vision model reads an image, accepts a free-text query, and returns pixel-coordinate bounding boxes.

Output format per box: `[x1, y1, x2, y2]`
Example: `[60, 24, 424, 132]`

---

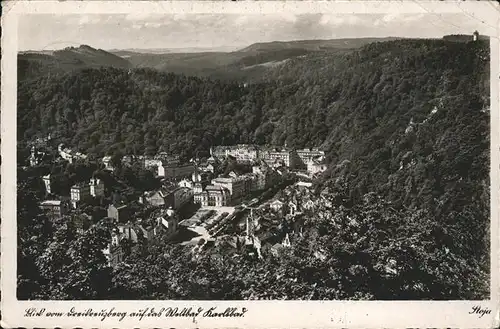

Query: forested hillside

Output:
[17, 38, 490, 300]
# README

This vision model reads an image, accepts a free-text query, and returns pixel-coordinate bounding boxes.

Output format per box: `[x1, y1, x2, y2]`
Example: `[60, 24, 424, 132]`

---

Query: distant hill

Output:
[18, 45, 132, 81]
[18, 38, 403, 82]
[237, 38, 401, 53]
[118, 37, 402, 81]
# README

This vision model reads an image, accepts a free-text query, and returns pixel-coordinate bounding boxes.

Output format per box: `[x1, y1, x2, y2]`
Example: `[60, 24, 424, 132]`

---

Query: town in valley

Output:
[15, 11, 490, 301]
[25, 136, 332, 265]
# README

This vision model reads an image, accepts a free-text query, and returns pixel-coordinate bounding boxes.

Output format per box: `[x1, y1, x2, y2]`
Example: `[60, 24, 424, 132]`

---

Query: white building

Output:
[307, 157, 328, 175]
[42, 174, 52, 194]
[144, 158, 163, 169]
[270, 200, 284, 212]
[58, 144, 87, 164]
[102, 156, 114, 171]
[70, 184, 90, 208]
[178, 178, 193, 189]
[261, 148, 300, 168]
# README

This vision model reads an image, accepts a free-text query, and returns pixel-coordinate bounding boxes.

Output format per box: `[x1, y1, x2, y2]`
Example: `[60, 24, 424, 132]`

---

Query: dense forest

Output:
[17, 38, 491, 300]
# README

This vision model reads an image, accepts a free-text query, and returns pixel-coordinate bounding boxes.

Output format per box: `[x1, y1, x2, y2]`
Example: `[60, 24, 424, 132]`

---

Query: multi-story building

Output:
[140, 187, 193, 210]
[194, 185, 230, 207]
[211, 176, 251, 204]
[296, 148, 325, 168]
[168, 187, 194, 209]
[212, 144, 260, 163]
[39, 200, 68, 220]
[261, 147, 300, 169]
[89, 177, 105, 197]
[70, 183, 91, 208]
[158, 162, 195, 179]
[197, 154, 220, 173]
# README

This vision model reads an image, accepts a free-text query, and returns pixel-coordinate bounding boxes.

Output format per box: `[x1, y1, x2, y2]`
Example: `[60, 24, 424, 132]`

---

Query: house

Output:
[107, 204, 130, 223]
[269, 200, 284, 212]
[70, 183, 91, 208]
[39, 200, 68, 220]
[89, 177, 105, 197]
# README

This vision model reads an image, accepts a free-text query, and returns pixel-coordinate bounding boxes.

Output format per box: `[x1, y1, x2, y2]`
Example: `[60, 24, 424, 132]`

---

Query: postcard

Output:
[2, 1, 499, 328]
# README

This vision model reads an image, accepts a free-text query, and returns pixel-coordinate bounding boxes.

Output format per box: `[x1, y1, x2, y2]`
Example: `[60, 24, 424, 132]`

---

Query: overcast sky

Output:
[18, 13, 490, 51]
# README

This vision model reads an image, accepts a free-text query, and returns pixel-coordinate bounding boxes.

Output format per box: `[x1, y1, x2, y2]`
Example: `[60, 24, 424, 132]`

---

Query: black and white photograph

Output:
[2, 1, 499, 328]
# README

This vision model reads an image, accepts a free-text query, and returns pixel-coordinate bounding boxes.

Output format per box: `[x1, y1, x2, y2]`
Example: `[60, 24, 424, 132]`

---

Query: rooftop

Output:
[40, 200, 61, 206]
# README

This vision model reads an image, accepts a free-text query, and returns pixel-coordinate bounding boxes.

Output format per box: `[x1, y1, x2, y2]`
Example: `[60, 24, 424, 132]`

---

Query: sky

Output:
[18, 13, 492, 52]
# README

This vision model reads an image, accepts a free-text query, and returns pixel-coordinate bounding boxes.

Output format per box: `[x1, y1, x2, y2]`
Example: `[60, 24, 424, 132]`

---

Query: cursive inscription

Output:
[469, 305, 492, 318]
[24, 306, 248, 323]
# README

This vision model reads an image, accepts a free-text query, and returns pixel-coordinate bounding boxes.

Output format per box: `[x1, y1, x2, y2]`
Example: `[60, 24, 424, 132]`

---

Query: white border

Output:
[2, 1, 500, 328]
